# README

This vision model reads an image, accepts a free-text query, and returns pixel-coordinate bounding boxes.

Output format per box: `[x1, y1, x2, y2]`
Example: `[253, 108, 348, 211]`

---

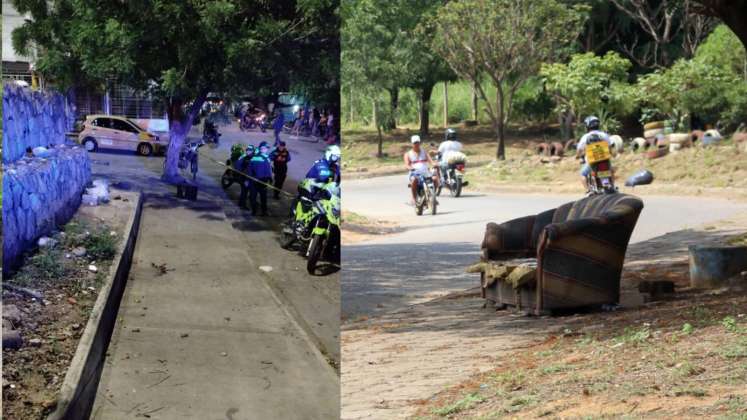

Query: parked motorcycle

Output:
[221, 144, 246, 189]
[280, 180, 341, 274]
[412, 172, 437, 216]
[178, 140, 205, 181]
[581, 135, 617, 195]
[436, 152, 468, 197]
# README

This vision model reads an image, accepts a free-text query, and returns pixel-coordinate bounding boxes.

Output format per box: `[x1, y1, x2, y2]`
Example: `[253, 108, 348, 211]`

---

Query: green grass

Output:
[433, 393, 485, 416]
[62, 221, 118, 260]
[614, 325, 652, 345]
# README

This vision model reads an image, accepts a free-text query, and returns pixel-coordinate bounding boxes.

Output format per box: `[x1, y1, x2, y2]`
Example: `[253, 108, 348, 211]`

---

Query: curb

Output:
[47, 191, 144, 420]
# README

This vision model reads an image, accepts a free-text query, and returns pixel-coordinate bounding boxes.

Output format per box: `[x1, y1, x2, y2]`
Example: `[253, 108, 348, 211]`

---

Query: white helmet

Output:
[325, 145, 341, 163]
[411, 135, 421, 144]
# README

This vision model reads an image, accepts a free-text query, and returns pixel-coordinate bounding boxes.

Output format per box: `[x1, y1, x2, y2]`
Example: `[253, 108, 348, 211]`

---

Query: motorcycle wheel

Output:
[454, 177, 463, 198]
[436, 185, 442, 196]
[307, 235, 324, 275]
[415, 194, 424, 216]
[279, 224, 296, 249]
[221, 171, 233, 189]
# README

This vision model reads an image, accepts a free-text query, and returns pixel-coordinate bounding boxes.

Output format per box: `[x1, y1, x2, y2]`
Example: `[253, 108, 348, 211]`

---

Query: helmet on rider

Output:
[245, 145, 255, 156]
[325, 145, 341, 164]
[411, 135, 421, 144]
[445, 128, 457, 141]
[584, 116, 601, 131]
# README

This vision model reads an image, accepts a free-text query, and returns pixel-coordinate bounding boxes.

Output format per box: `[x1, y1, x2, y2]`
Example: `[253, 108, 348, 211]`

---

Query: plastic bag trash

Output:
[702, 129, 722, 145]
[32, 146, 54, 158]
[38, 237, 57, 248]
[85, 178, 110, 204]
[625, 170, 654, 187]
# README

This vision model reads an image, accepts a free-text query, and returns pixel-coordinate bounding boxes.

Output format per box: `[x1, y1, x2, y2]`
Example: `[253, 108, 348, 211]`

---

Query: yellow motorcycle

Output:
[280, 180, 340, 274]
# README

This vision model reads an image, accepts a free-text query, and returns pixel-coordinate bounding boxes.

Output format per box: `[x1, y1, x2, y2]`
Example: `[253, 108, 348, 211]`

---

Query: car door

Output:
[110, 118, 140, 151]
[91, 117, 116, 148]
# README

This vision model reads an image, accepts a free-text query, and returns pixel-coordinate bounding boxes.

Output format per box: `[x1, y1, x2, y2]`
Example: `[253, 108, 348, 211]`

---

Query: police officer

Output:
[270, 141, 291, 199]
[249, 143, 273, 216]
[237, 145, 255, 210]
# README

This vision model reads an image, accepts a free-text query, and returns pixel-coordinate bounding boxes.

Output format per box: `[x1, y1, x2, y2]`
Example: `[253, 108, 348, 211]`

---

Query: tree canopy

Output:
[12, 0, 339, 181]
[541, 51, 635, 136]
[432, 0, 587, 159]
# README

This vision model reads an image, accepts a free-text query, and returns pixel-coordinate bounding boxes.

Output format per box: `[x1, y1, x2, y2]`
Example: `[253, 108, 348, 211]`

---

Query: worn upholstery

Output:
[479, 193, 644, 314]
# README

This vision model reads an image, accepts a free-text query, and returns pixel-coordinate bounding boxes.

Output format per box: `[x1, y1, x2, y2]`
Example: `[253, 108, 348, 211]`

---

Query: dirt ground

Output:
[344, 125, 747, 200]
[2, 191, 136, 419]
[340, 213, 747, 420]
[342, 210, 403, 245]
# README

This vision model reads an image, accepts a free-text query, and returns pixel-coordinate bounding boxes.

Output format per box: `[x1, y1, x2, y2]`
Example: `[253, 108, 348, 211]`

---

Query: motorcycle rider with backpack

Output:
[437, 128, 463, 178]
[576, 115, 615, 191]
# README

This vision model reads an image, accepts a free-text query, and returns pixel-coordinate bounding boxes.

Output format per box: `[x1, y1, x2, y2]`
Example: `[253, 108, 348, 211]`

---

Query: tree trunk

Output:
[559, 112, 574, 141]
[419, 83, 434, 136]
[349, 86, 355, 123]
[373, 99, 383, 158]
[495, 86, 506, 160]
[471, 81, 479, 121]
[386, 87, 398, 130]
[162, 91, 208, 184]
[443, 81, 449, 128]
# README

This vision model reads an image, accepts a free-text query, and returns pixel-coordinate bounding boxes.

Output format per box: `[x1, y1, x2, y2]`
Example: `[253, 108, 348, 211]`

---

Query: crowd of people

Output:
[289, 106, 339, 145]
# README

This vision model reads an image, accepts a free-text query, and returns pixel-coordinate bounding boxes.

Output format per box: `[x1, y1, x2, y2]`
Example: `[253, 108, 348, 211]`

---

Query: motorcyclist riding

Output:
[405, 135, 439, 205]
[576, 115, 615, 191]
[203, 119, 219, 142]
[437, 128, 463, 179]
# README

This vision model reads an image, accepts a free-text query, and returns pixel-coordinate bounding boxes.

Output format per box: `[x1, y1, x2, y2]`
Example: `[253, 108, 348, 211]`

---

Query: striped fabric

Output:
[479, 193, 644, 314]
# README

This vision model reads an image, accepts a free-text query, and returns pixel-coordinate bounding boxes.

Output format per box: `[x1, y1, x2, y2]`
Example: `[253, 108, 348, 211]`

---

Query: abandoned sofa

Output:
[469, 193, 644, 314]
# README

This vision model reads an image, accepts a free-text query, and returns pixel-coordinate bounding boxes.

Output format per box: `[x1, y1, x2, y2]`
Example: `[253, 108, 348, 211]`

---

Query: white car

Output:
[78, 115, 166, 156]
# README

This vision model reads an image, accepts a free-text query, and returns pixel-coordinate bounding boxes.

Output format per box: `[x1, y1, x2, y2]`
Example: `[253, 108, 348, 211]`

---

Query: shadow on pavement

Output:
[342, 241, 479, 319]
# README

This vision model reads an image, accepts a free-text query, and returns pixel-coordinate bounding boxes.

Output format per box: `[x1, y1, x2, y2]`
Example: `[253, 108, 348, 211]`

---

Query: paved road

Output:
[87, 122, 339, 362]
[342, 175, 747, 319]
[87, 122, 340, 417]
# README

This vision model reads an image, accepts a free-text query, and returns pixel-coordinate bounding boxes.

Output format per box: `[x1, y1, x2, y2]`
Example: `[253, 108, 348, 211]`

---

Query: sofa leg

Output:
[534, 308, 552, 317]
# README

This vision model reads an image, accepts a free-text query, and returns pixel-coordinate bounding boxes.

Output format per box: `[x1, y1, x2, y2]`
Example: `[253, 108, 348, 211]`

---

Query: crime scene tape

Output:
[206, 156, 295, 198]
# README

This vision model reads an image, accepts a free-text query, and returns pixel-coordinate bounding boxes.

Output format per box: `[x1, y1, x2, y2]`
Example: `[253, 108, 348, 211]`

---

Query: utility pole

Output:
[443, 81, 448, 128]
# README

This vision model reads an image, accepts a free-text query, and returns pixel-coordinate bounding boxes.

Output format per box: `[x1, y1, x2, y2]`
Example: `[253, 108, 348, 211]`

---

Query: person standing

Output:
[326, 111, 335, 144]
[270, 141, 291, 199]
[292, 108, 304, 136]
[237, 145, 255, 210]
[249, 143, 273, 216]
[272, 110, 285, 145]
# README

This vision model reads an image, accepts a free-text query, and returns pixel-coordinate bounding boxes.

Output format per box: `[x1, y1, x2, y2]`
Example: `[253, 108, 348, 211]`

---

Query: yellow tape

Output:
[206, 157, 295, 198]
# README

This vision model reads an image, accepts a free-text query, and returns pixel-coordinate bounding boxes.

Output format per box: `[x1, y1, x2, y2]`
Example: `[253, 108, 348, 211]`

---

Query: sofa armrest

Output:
[481, 215, 537, 261]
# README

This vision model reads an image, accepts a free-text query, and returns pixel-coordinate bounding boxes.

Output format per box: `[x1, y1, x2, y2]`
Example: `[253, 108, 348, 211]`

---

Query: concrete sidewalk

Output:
[90, 187, 339, 418]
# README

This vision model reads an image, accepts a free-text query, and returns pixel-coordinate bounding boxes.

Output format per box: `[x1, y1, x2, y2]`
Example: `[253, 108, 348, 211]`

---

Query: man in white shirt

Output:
[404, 135, 439, 205]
